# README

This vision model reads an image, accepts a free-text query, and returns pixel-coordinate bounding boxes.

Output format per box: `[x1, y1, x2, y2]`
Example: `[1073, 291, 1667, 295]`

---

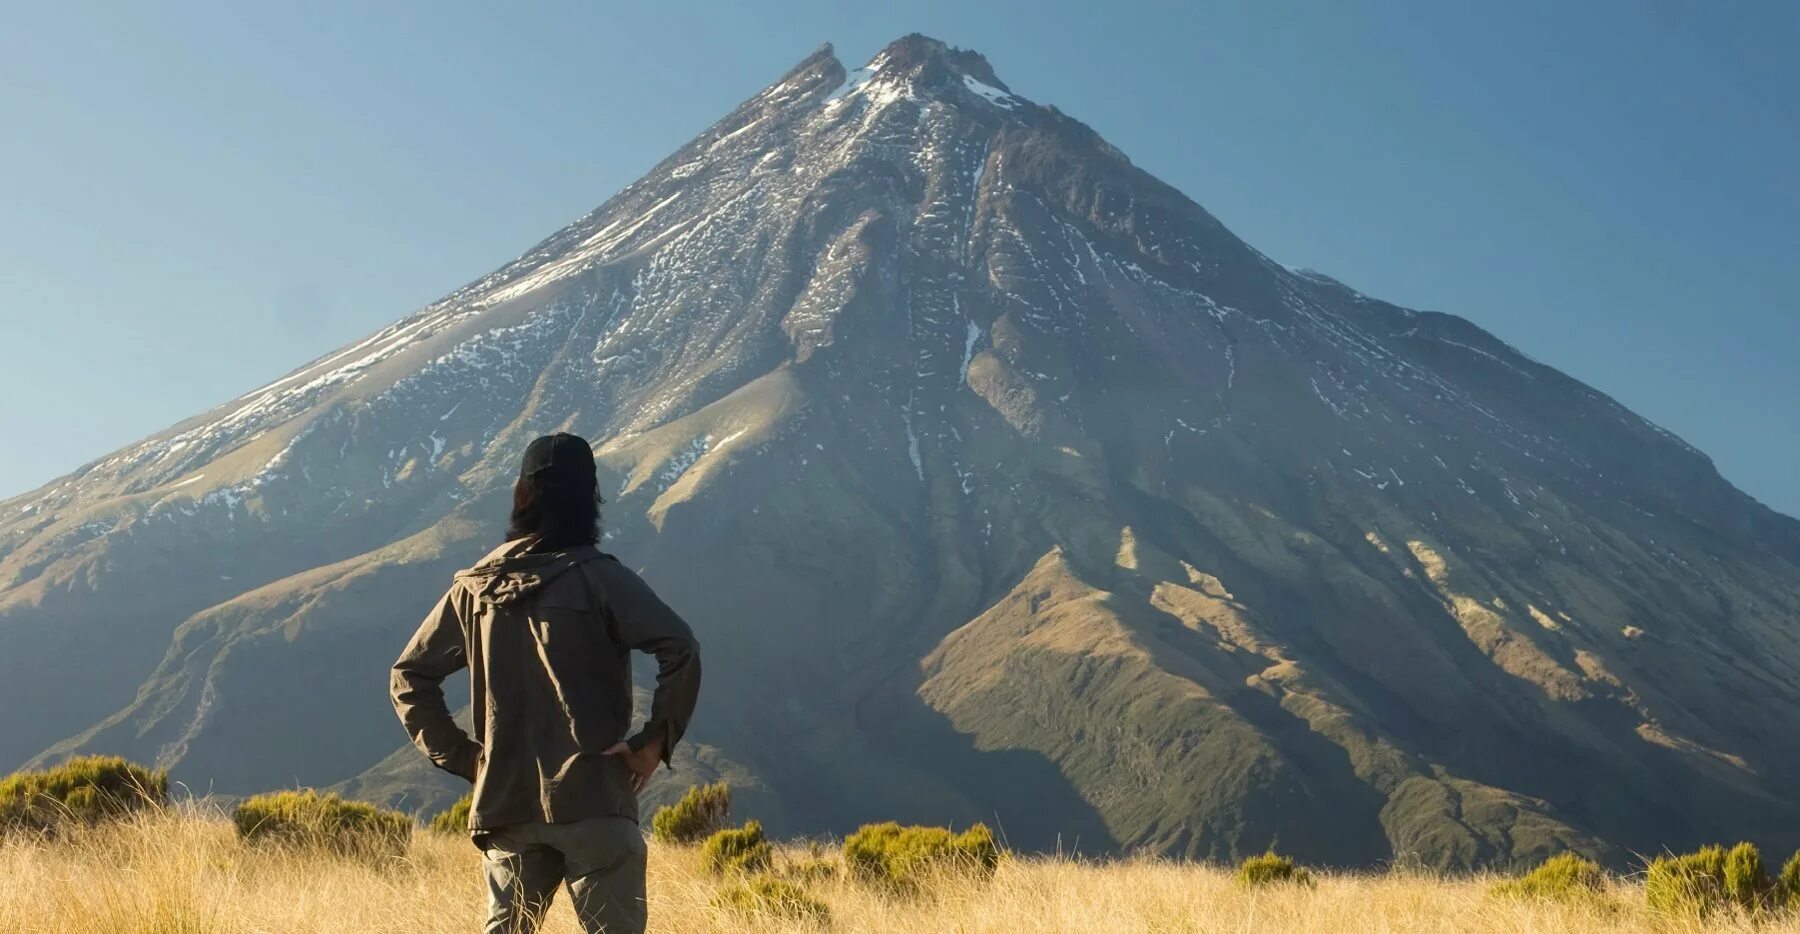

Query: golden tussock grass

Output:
[4, 804, 1799, 933]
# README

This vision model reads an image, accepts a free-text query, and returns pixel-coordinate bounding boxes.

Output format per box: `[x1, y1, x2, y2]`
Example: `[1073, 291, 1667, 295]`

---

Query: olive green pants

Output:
[481, 816, 647, 934]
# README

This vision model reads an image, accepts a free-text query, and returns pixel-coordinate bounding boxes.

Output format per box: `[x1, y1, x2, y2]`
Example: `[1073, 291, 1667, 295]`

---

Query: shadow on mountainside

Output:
[855, 674, 1120, 856]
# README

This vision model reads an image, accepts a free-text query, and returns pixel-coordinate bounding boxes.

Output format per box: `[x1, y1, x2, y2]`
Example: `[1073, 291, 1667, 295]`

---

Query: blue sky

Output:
[2, 1, 1795, 515]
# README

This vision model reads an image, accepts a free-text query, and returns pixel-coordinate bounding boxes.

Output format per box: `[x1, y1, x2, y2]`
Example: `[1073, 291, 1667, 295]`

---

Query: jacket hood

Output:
[454, 539, 598, 607]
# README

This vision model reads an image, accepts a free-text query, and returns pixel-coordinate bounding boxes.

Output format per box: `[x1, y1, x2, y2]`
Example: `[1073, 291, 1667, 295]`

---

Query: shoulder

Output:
[569, 545, 621, 568]
[574, 548, 632, 583]
[581, 551, 635, 577]
[578, 551, 662, 600]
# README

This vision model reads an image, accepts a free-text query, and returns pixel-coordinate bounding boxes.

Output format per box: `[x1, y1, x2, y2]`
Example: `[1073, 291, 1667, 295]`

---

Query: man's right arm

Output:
[390, 591, 482, 781]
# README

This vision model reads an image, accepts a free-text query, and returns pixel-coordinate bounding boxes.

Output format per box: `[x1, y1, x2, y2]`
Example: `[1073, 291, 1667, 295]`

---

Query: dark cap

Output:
[519, 433, 596, 486]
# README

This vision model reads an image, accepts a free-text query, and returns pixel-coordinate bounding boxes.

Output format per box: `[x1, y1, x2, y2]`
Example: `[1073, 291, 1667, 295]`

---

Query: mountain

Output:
[6, 35, 1800, 869]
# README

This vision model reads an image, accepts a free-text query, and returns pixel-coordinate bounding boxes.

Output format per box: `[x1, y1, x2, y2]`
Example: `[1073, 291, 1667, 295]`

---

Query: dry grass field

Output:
[4, 803, 1797, 933]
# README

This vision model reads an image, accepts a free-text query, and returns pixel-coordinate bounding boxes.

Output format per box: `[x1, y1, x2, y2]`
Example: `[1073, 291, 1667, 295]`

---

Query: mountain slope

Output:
[6, 35, 1800, 869]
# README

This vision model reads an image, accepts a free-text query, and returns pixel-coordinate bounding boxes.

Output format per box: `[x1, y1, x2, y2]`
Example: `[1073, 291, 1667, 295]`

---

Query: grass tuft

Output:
[711, 875, 830, 922]
[781, 855, 840, 884]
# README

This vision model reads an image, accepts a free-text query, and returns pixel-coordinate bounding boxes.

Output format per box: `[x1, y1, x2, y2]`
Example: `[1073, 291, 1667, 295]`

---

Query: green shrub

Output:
[1646, 846, 1725, 916]
[1236, 851, 1315, 888]
[1492, 853, 1606, 901]
[232, 789, 411, 854]
[1724, 842, 1770, 910]
[843, 822, 1002, 890]
[1644, 843, 1773, 916]
[1778, 851, 1800, 911]
[711, 875, 829, 922]
[651, 782, 731, 844]
[429, 792, 472, 834]
[701, 820, 773, 876]
[0, 756, 167, 833]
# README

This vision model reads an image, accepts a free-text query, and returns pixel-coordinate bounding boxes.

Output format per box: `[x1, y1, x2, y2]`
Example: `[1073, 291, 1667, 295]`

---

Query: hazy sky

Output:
[2, 1, 1795, 515]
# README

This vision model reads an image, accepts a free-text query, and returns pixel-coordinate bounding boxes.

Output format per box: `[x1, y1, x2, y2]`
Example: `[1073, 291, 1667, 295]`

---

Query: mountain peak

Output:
[873, 33, 1011, 93]
[816, 34, 1023, 114]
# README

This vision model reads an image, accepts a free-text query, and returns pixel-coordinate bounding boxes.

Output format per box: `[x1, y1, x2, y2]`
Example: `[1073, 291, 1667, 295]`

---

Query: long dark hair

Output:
[506, 470, 602, 550]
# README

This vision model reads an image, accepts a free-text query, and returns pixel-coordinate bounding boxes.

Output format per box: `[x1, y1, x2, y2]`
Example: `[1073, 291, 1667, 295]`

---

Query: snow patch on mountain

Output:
[961, 74, 1018, 109]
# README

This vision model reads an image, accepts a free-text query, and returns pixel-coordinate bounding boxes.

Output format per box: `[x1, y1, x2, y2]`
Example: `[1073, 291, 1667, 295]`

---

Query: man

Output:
[392, 433, 702, 933]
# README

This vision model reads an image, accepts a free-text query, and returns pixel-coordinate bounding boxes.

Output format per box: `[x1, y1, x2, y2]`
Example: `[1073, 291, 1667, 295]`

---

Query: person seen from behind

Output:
[391, 432, 701, 933]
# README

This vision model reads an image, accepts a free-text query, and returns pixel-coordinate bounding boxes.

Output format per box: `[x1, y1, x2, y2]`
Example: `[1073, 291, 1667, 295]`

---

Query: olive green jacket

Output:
[391, 539, 701, 832]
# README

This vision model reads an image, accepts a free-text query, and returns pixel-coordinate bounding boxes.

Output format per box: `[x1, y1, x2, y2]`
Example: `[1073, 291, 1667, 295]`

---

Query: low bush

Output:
[428, 792, 472, 834]
[0, 756, 167, 833]
[843, 822, 1001, 890]
[1645, 845, 1726, 916]
[1236, 852, 1315, 888]
[232, 789, 411, 855]
[651, 782, 731, 844]
[1779, 851, 1800, 911]
[1724, 842, 1769, 910]
[701, 820, 773, 876]
[1646, 843, 1771, 916]
[711, 875, 829, 923]
[1492, 853, 1606, 901]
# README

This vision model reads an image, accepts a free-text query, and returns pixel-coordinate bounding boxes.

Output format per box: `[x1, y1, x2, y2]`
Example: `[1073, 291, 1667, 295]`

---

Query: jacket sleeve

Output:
[595, 559, 702, 767]
[390, 590, 482, 782]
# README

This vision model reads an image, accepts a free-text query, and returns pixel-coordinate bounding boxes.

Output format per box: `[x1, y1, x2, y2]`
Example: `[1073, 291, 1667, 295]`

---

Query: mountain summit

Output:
[5, 36, 1799, 868]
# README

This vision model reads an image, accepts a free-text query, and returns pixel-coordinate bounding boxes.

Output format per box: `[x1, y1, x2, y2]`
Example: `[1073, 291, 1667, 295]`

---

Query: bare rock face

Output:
[5, 35, 1799, 869]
